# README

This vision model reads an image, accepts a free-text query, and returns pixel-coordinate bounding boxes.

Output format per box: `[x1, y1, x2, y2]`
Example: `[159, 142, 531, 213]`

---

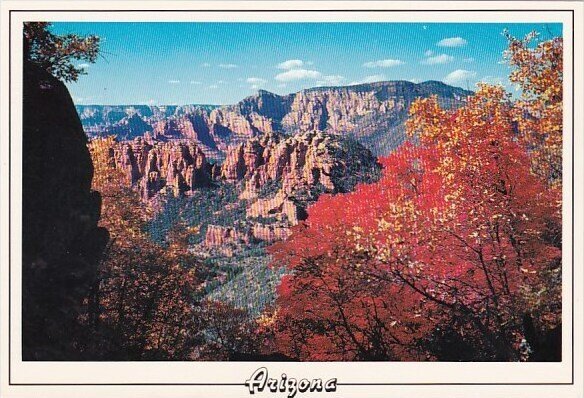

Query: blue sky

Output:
[50, 22, 562, 105]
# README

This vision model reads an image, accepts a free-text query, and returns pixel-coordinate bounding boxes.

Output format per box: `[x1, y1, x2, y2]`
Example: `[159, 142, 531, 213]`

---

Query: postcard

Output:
[0, 1, 582, 397]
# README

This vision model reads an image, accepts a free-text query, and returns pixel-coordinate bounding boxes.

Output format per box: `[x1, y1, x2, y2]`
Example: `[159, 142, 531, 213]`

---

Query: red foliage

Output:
[268, 84, 561, 361]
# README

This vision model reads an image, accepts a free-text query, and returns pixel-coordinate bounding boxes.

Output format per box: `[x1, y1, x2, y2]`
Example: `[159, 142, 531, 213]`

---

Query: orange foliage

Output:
[84, 138, 203, 359]
[86, 138, 265, 360]
[269, 82, 561, 361]
[505, 30, 563, 184]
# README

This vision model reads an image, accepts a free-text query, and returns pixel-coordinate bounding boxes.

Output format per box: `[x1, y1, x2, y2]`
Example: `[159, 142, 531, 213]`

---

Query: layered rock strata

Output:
[77, 81, 471, 156]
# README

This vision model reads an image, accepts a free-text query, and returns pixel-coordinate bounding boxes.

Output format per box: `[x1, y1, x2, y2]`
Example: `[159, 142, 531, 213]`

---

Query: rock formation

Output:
[204, 225, 252, 247]
[219, 130, 381, 205]
[23, 61, 108, 360]
[250, 223, 290, 243]
[76, 80, 471, 157]
[246, 192, 300, 224]
[98, 137, 213, 200]
[80, 81, 468, 254]
[104, 112, 153, 140]
[93, 129, 380, 250]
[197, 131, 380, 248]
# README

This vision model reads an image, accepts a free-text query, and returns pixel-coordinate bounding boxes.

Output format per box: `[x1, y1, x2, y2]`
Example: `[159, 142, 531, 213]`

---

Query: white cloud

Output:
[421, 53, 454, 65]
[362, 59, 404, 68]
[463, 57, 475, 63]
[168, 80, 180, 84]
[208, 84, 218, 89]
[247, 77, 267, 90]
[275, 68, 321, 82]
[201, 62, 211, 67]
[190, 80, 202, 85]
[349, 74, 386, 85]
[274, 63, 343, 85]
[277, 59, 304, 70]
[409, 78, 422, 84]
[77, 63, 90, 69]
[277, 83, 287, 88]
[424, 50, 434, 57]
[217, 80, 227, 84]
[218, 63, 238, 69]
[316, 75, 344, 86]
[481, 75, 505, 85]
[247, 77, 267, 85]
[443, 69, 476, 86]
[437, 37, 468, 47]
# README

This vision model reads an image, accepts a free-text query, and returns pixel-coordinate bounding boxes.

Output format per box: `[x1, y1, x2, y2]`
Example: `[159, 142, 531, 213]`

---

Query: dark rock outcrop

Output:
[22, 62, 108, 360]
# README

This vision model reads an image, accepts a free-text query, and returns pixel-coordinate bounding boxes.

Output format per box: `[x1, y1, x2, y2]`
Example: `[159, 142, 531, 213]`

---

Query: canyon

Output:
[78, 80, 471, 158]
[84, 80, 471, 314]
[93, 130, 381, 249]
[85, 79, 472, 255]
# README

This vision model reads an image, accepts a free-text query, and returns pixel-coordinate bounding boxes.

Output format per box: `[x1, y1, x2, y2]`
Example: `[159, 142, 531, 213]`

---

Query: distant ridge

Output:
[77, 80, 472, 157]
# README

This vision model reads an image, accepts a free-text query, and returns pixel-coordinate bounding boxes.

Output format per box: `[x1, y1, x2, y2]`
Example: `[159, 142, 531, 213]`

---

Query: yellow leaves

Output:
[520, 267, 538, 275]
[406, 96, 449, 142]
[186, 225, 200, 234]
[377, 217, 392, 232]
[443, 190, 461, 204]
[257, 309, 279, 327]
[504, 31, 563, 183]
[375, 249, 391, 263]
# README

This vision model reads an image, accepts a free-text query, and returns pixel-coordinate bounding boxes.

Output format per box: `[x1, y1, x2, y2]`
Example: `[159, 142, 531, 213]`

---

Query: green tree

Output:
[24, 22, 100, 82]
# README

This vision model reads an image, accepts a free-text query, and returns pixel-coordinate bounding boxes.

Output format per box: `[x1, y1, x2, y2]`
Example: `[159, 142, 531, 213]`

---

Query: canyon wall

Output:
[77, 80, 471, 157]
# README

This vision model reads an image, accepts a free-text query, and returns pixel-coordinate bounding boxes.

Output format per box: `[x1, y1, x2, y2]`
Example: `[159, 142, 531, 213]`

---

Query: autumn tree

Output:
[269, 83, 562, 361]
[85, 137, 265, 360]
[83, 137, 205, 359]
[267, 150, 439, 360]
[505, 30, 563, 185]
[24, 22, 100, 82]
[195, 301, 266, 360]
[401, 85, 561, 360]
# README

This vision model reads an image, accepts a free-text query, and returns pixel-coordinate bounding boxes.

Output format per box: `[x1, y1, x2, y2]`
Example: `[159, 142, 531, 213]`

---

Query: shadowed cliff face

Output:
[22, 61, 108, 360]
